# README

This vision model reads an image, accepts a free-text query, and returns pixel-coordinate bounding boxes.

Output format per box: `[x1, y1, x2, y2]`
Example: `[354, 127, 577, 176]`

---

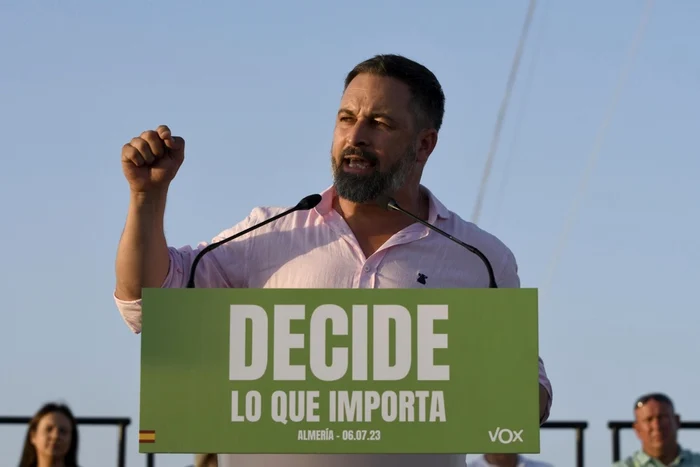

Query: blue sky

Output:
[1, 0, 699, 466]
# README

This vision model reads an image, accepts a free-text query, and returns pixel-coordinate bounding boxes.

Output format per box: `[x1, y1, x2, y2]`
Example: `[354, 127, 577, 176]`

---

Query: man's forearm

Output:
[115, 191, 170, 301]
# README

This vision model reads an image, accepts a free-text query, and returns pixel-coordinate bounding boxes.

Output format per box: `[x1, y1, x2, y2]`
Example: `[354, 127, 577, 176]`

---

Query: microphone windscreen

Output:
[296, 194, 323, 210]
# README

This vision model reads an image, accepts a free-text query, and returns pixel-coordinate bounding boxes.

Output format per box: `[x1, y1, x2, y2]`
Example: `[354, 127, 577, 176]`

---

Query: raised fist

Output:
[121, 125, 185, 193]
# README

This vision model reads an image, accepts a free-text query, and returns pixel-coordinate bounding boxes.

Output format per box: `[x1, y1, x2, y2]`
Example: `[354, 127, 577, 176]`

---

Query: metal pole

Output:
[117, 423, 128, 467]
[575, 427, 585, 467]
[612, 427, 621, 463]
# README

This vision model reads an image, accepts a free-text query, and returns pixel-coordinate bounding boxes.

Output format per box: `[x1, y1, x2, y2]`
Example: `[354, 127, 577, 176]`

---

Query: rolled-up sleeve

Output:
[113, 209, 260, 334]
[495, 245, 553, 423]
[538, 356, 553, 423]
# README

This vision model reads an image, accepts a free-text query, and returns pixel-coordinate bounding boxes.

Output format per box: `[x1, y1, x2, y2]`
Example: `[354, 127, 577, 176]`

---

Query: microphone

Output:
[186, 194, 323, 288]
[376, 195, 498, 288]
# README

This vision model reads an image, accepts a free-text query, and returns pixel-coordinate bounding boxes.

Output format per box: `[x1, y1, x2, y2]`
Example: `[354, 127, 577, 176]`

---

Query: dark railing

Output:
[0, 416, 586, 467]
[542, 421, 588, 467]
[607, 420, 700, 462]
[0, 416, 130, 467]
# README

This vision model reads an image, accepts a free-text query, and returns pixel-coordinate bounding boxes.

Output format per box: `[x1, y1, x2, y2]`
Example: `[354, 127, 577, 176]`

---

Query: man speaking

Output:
[113, 54, 553, 467]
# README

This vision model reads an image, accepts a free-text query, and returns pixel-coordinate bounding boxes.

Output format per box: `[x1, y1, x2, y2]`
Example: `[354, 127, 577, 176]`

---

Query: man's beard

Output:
[331, 145, 416, 204]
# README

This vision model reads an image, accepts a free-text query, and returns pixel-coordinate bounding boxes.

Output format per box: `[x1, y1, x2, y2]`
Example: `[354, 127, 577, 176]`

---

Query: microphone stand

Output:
[186, 194, 322, 288]
[381, 196, 498, 288]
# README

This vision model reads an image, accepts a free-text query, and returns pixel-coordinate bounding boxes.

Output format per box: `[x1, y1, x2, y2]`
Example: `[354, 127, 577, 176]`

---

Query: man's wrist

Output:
[130, 189, 168, 210]
[131, 188, 167, 203]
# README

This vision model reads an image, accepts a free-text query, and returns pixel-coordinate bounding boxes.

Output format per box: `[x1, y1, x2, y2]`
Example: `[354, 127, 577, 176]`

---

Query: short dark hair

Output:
[634, 392, 675, 411]
[344, 54, 446, 132]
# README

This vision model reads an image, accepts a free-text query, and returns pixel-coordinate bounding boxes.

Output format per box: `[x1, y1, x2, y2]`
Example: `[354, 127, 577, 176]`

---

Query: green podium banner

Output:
[138, 288, 540, 454]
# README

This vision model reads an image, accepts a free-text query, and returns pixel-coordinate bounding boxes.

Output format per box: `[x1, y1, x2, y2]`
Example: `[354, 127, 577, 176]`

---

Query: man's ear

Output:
[632, 418, 643, 440]
[415, 128, 438, 165]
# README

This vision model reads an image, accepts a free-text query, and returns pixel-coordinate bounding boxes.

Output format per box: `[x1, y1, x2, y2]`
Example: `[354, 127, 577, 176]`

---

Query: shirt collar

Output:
[315, 184, 450, 222]
[635, 446, 688, 465]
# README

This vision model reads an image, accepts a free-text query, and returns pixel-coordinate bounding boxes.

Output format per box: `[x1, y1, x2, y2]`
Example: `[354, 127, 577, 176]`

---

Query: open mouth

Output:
[343, 155, 377, 173]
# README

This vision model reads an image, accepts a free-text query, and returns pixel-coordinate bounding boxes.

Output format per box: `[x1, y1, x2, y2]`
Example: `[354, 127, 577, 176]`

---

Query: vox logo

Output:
[488, 427, 524, 444]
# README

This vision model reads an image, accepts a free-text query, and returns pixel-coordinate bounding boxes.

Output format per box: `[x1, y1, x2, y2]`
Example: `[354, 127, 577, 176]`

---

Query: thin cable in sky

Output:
[471, 0, 538, 225]
[491, 0, 550, 230]
[540, 0, 655, 293]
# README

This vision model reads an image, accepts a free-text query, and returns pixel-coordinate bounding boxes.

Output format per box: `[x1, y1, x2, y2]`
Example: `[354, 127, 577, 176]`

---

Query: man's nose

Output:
[346, 119, 371, 147]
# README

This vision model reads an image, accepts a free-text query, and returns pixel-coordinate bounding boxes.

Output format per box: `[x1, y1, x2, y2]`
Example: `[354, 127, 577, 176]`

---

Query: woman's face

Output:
[30, 412, 72, 460]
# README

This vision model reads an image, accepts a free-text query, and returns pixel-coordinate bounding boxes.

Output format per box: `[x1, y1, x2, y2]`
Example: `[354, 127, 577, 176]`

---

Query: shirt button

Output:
[363, 265, 371, 272]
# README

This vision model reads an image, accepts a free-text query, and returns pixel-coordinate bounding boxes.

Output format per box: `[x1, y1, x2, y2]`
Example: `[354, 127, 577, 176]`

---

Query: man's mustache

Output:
[341, 147, 379, 165]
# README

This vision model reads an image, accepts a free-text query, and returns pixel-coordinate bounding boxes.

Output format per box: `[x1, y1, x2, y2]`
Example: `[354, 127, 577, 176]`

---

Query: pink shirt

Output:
[114, 185, 552, 467]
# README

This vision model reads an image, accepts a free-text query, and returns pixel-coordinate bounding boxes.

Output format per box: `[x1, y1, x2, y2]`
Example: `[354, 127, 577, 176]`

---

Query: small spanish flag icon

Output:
[139, 430, 156, 444]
